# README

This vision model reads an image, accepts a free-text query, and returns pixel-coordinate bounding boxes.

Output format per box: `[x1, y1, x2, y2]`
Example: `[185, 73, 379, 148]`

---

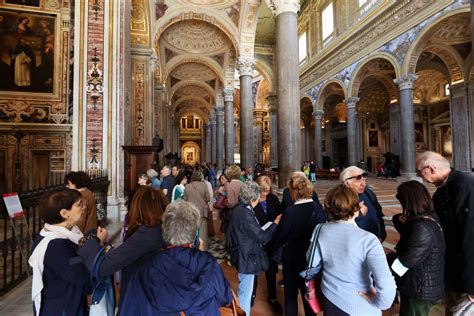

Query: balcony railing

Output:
[0, 171, 109, 296]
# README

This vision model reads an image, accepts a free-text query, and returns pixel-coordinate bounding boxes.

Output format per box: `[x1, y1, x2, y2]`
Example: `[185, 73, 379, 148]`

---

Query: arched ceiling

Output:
[153, 0, 266, 122]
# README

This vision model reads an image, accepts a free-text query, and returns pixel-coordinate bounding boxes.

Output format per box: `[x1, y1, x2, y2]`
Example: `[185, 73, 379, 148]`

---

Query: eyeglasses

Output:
[344, 172, 368, 181]
[415, 166, 429, 176]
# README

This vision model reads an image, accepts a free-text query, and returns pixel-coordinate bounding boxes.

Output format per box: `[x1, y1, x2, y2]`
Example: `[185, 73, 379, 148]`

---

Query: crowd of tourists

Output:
[28, 151, 474, 315]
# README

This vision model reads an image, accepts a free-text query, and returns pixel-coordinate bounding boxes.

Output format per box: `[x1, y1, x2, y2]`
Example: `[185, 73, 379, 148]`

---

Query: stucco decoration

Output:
[176, 0, 239, 9]
[413, 69, 448, 103]
[174, 85, 209, 98]
[162, 20, 229, 54]
[171, 63, 216, 81]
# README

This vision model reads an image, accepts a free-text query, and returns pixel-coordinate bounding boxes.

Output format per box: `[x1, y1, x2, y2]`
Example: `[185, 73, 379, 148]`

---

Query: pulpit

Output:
[122, 145, 162, 195]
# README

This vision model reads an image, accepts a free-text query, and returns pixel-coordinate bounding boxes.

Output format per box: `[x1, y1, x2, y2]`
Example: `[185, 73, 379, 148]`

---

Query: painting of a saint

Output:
[369, 130, 378, 147]
[0, 10, 56, 93]
[414, 123, 424, 143]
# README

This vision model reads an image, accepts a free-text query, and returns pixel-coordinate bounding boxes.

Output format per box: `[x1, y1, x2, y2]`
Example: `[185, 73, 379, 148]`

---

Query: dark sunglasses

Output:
[344, 172, 368, 181]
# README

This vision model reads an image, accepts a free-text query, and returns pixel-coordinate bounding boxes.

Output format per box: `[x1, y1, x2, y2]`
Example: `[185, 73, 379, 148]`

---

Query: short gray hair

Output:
[340, 166, 366, 182]
[239, 181, 261, 205]
[162, 200, 200, 246]
[416, 151, 451, 170]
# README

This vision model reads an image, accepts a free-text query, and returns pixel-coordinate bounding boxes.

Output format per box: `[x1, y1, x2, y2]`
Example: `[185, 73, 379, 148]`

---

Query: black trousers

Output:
[283, 259, 315, 316]
[321, 292, 348, 316]
[252, 254, 279, 300]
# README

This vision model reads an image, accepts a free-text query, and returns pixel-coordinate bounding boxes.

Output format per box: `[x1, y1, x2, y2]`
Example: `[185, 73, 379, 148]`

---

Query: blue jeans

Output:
[238, 273, 255, 316]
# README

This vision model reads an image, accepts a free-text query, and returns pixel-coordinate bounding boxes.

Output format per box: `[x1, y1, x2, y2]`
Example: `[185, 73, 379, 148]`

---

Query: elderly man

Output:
[416, 151, 474, 310]
[341, 166, 386, 241]
[160, 165, 174, 202]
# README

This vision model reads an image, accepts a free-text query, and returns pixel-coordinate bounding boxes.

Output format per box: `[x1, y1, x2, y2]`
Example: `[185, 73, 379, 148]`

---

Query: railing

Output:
[0, 173, 109, 296]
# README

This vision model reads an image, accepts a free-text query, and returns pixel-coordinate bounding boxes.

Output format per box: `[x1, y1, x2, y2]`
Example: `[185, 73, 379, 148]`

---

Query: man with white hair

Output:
[341, 166, 386, 241]
[416, 151, 474, 309]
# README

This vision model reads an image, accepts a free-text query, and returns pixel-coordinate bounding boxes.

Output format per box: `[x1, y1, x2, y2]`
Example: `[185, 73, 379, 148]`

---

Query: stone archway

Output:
[181, 141, 201, 165]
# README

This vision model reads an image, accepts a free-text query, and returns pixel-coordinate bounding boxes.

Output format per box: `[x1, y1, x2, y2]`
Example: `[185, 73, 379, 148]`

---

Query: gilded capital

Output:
[344, 97, 360, 109]
[394, 74, 418, 90]
[216, 90, 224, 109]
[265, 0, 300, 16]
[223, 88, 235, 102]
[237, 57, 255, 77]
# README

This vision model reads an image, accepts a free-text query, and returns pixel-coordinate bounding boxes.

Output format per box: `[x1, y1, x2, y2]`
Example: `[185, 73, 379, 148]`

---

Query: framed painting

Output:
[5, 0, 40, 7]
[414, 123, 424, 143]
[368, 130, 378, 147]
[0, 9, 56, 94]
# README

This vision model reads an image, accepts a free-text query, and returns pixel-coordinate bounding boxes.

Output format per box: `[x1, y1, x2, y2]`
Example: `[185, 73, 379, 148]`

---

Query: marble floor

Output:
[0, 176, 437, 315]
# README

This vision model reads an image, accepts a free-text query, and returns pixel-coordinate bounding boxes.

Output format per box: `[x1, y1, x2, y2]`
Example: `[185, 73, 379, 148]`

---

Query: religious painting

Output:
[186, 152, 193, 162]
[5, 0, 40, 7]
[414, 123, 424, 143]
[0, 9, 56, 93]
[368, 130, 378, 147]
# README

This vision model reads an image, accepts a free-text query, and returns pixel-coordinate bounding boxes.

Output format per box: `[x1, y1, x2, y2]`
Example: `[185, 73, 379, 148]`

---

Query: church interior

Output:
[0, 0, 473, 311]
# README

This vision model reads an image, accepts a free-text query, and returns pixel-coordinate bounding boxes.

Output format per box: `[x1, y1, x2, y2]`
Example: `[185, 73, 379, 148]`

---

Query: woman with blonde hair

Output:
[276, 175, 326, 316]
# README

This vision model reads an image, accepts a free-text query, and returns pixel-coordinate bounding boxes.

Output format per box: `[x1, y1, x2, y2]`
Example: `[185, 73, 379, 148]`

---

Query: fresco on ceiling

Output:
[0, 9, 55, 93]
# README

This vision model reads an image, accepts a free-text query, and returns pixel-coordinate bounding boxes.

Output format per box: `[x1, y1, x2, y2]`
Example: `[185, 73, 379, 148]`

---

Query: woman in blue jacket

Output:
[77, 186, 168, 312]
[120, 200, 233, 315]
[29, 189, 90, 315]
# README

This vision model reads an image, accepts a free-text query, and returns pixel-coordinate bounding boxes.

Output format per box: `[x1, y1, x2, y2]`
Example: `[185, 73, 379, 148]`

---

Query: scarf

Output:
[28, 223, 83, 314]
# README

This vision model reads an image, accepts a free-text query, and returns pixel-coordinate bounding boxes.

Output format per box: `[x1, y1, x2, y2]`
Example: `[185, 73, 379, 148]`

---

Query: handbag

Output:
[304, 223, 324, 313]
[219, 289, 246, 316]
[213, 193, 227, 210]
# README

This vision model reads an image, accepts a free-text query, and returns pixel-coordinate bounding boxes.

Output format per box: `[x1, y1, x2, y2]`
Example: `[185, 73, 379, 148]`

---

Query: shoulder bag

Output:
[304, 223, 324, 313]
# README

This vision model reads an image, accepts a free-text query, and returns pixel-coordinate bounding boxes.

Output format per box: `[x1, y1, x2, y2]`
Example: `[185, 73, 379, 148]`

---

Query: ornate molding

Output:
[394, 74, 418, 90]
[223, 88, 235, 102]
[344, 97, 360, 109]
[87, 48, 103, 110]
[313, 110, 324, 119]
[237, 57, 255, 77]
[266, 0, 300, 16]
[300, 0, 450, 91]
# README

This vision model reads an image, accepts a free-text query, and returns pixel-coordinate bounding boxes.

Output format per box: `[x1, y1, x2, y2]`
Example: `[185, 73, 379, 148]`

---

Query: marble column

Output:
[210, 112, 217, 164]
[238, 58, 255, 169]
[449, 83, 470, 171]
[389, 102, 401, 156]
[394, 74, 417, 177]
[254, 110, 266, 164]
[267, 93, 278, 169]
[216, 93, 225, 170]
[224, 88, 235, 165]
[205, 122, 211, 163]
[314, 110, 324, 168]
[267, 0, 301, 186]
[345, 97, 359, 166]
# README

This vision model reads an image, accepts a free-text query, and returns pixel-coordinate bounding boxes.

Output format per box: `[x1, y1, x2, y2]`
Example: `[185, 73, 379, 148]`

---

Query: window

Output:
[298, 32, 308, 63]
[358, 0, 368, 7]
[358, 0, 381, 16]
[322, 3, 334, 43]
[445, 83, 450, 96]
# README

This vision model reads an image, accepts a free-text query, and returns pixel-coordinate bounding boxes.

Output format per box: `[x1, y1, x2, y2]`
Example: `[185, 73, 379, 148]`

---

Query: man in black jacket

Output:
[416, 151, 474, 311]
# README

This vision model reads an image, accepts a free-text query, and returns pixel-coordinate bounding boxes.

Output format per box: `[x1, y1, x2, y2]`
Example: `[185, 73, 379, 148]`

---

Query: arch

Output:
[348, 52, 400, 97]
[402, 6, 470, 77]
[416, 61, 452, 83]
[255, 57, 275, 93]
[170, 80, 216, 100]
[423, 43, 465, 83]
[315, 79, 346, 111]
[300, 93, 315, 106]
[164, 54, 225, 84]
[181, 141, 201, 164]
[173, 96, 211, 113]
[153, 7, 240, 56]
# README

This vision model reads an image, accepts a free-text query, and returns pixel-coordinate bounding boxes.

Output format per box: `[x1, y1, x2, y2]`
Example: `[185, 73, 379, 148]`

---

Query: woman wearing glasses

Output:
[341, 166, 386, 241]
